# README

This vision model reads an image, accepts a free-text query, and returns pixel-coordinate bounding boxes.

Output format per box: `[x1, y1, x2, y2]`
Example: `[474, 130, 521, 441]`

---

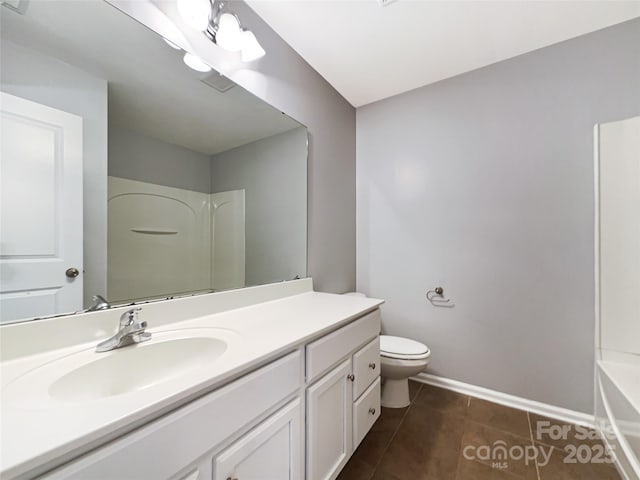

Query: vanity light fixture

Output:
[214, 12, 242, 52]
[176, 0, 266, 62]
[239, 30, 266, 62]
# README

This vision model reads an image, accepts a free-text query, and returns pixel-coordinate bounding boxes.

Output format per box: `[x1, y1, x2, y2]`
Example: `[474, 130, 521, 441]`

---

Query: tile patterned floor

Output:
[338, 381, 622, 480]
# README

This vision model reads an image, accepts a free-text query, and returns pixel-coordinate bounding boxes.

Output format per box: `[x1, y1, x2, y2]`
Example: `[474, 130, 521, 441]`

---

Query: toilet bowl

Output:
[380, 335, 431, 408]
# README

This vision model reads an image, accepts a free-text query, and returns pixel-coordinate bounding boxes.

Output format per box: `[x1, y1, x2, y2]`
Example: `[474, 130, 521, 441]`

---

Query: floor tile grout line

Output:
[527, 411, 542, 480]
[454, 394, 471, 480]
[368, 383, 423, 479]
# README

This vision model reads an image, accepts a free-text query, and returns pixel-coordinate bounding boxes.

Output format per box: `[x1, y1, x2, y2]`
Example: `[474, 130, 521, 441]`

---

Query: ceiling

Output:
[247, 0, 640, 107]
[1, 0, 300, 155]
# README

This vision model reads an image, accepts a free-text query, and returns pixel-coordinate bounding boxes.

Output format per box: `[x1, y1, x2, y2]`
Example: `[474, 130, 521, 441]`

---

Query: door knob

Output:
[347, 374, 355, 382]
[65, 267, 80, 278]
[369, 362, 376, 370]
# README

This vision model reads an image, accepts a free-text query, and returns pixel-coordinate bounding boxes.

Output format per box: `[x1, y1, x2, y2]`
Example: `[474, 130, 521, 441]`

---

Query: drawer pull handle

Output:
[369, 407, 376, 415]
[369, 362, 376, 370]
[227, 477, 238, 480]
[347, 374, 355, 382]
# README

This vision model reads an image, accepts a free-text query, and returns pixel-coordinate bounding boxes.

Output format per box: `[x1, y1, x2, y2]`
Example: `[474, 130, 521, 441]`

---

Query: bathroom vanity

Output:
[0, 279, 383, 480]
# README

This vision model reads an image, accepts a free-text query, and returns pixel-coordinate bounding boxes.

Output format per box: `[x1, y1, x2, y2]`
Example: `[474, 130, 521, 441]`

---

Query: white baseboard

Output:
[412, 372, 595, 428]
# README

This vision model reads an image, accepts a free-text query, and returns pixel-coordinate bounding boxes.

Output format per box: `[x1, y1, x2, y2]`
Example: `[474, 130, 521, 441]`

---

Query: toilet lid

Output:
[380, 335, 430, 360]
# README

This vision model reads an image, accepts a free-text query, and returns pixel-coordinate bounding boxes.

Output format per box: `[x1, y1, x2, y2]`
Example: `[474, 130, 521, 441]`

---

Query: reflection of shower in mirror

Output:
[108, 177, 245, 304]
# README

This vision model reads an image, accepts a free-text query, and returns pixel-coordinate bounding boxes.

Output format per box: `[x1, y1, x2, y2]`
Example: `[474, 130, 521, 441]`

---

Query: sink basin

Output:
[3, 328, 235, 407]
[50, 337, 227, 401]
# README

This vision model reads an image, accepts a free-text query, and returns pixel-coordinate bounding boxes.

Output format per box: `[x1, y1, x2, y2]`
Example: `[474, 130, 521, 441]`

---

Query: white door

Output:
[213, 399, 303, 480]
[0, 92, 83, 323]
[307, 359, 353, 480]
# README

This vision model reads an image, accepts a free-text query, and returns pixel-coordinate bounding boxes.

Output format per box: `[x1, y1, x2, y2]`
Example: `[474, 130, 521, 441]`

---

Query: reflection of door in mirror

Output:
[0, 92, 83, 323]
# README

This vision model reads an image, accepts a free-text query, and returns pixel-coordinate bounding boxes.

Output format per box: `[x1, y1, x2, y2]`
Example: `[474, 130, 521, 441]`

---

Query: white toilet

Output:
[342, 291, 431, 409]
[380, 335, 431, 408]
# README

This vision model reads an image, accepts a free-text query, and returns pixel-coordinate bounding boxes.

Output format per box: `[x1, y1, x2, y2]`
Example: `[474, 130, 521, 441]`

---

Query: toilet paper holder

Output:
[426, 287, 455, 308]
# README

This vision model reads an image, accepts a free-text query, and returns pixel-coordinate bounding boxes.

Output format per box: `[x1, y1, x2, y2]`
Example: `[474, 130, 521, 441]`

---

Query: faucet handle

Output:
[120, 307, 142, 326]
[132, 320, 148, 332]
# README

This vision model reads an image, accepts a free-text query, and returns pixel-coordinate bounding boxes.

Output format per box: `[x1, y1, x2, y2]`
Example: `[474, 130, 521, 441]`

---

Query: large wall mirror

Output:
[0, 0, 308, 324]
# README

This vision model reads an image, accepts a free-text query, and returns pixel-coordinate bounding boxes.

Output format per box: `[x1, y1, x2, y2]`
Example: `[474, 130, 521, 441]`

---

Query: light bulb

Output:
[215, 12, 242, 52]
[177, 0, 211, 32]
[240, 30, 265, 62]
[183, 52, 212, 72]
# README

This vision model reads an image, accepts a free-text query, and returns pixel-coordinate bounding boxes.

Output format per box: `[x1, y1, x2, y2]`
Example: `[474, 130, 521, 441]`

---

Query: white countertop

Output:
[0, 286, 383, 479]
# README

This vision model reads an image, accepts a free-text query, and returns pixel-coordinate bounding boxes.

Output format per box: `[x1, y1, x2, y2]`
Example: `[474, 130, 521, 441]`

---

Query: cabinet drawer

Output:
[43, 351, 302, 479]
[352, 337, 380, 400]
[306, 309, 380, 384]
[353, 377, 381, 450]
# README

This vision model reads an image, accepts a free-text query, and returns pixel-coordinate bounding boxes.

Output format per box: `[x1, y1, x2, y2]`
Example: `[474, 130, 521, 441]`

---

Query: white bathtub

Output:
[596, 351, 640, 480]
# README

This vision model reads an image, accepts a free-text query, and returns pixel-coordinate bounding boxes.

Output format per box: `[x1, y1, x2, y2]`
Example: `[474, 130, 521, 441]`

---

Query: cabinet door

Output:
[306, 359, 352, 480]
[213, 399, 302, 480]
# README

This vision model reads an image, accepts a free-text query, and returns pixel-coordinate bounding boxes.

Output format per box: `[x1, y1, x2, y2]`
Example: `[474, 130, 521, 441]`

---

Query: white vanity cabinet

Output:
[31, 308, 382, 480]
[305, 310, 381, 480]
[41, 352, 303, 480]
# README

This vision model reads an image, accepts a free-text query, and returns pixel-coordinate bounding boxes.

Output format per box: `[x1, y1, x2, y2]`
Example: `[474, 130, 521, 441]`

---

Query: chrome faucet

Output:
[87, 294, 111, 311]
[95, 307, 151, 352]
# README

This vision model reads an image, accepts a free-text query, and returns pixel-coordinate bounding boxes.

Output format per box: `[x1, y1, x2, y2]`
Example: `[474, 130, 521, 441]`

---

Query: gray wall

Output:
[356, 19, 640, 413]
[211, 128, 307, 286]
[108, 127, 212, 193]
[1, 40, 108, 308]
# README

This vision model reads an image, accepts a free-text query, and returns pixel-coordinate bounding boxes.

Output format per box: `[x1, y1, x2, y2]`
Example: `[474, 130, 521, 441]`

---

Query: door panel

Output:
[0, 92, 83, 323]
